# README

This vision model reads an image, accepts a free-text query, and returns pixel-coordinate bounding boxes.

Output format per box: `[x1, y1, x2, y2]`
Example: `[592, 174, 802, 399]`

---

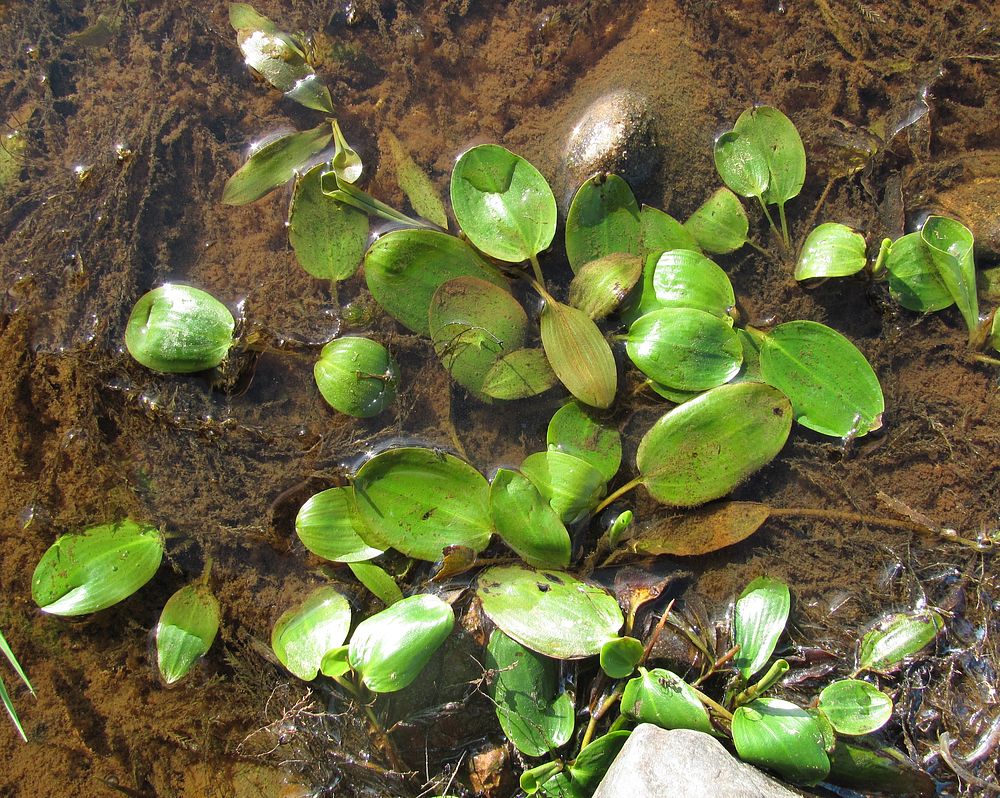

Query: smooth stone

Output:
[556, 89, 660, 211]
[591, 725, 805, 798]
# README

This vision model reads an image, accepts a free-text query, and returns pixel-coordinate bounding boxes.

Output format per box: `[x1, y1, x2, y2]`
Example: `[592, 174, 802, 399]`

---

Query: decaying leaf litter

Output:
[0, 1, 998, 796]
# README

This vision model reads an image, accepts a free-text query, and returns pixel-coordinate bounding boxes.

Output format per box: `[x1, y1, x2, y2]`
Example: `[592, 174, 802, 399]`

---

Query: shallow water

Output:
[0, 1, 998, 796]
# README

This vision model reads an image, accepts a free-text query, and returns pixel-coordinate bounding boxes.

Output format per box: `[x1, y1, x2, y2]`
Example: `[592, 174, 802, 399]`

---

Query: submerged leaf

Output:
[481, 348, 559, 400]
[827, 740, 935, 796]
[565, 174, 642, 273]
[714, 131, 769, 199]
[733, 576, 790, 680]
[222, 124, 333, 205]
[32, 520, 163, 616]
[623, 501, 771, 557]
[347, 562, 403, 606]
[795, 223, 867, 280]
[156, 582, 220, 685]
[568, 253, 643, 321]
[857, 610, 943, 673]
[684, 188, 749, 254]
[818, 679, 893, 736]
[540, 299, 617, 409]
[314, 337, 399, 418]
[382, 130, 448, 227]
[271, 586, 352, 681]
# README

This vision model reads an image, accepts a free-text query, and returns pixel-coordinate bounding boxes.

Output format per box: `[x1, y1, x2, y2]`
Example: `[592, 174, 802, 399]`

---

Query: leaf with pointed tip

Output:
[289, 163, 368, 281]
[758, 320, 884, 438]
[364, 229, 506, 335]
[621, 667, 713, 733]
[684, 188, 749, 254]
[568, 253, 643, 321]
[521, 450, 607, 526]
[733, 576, 790, 680]
[296, 487, 383, 563]
[352, 447, 492, 562]
[450, 144, 556, 262]
[546, 400, 621, 483]
[383, 130, 448, 228]
[481, 348, 559, 400]
[565, 174, 642, 273]
[622, 501, 771, 557]
[732, 699, 831, 785]
[818, 679, 893, 736]
[636, 383, 792, 507]
[222, 124, 332, 205]
[795, 223, 867, 280]
[271, 586, 352, 681]
[156, 582, 220, 684]
[641, 205, 701, 253]
[858, 610, 943, 673]
[347, 561, 403, 606]
[885, 232, 954, 312]
[921, 215, 979, 336]
[490, 469, 571, 569]
[540, 299, 617, 409]
[476, 565, 623, 659]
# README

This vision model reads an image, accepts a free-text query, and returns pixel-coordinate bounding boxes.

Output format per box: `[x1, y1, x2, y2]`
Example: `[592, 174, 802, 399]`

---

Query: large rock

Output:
[591, 725, 805, 798]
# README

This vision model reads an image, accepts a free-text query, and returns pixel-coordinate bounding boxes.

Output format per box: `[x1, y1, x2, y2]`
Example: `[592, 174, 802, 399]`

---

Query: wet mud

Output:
[0, 1, 997, 796]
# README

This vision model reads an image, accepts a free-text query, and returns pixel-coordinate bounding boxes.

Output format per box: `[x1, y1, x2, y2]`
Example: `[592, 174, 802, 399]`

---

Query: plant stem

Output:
[528, 254, 546, 289]
[777, 202, 791, 249]
[756, 196, 782, 247]
[691, 684, 734, 722]
[692, 645, 740, 687]
[592, 476, 643, 516]
[332, 675, 407, 772]
[579, 684, 625, 751]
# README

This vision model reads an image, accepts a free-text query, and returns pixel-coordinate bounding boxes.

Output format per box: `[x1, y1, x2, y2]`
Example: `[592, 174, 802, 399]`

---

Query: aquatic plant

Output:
[0, 628, 33, 742]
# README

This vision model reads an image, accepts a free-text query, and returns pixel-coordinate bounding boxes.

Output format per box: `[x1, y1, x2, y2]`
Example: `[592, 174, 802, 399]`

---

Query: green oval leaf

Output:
[521, 450, 607, 526]
[32, 520, 163, 616]
[352, 447, 492, 562]
[289, 162, 369, 281]
[620, 667, 713, 733]
[429, 277, 528, 395]
[125, 284, 235, 374]
[540, 299, 618, 409]
[382, 129, 449, 228]
[921, 215, 980, 336]
[636, 383, 792, 507]
[818, 679, 893, 736]
[156, 582, 220, 685]
[683, 188, 749, 254]
[490, 469, 571, 569]
[295, 487, 383, 563]
[271, 586, 352, 681]
[626, 308, 743, 391]
[733, 576, 790, 680]
[649, 249, 736, 319]
[885, 232, 954, 312]
[714, 130, 770, 199]
[738, 106, 806, 208]
[546, 400, 622, 483]
[858, 610, 944, 673]
[758, 320, 884, 438]
[450, 144, 557, 262]
[599, 636, 644, 679]
[480, 348, 559, 400]
[795, 222, 867, 280]
[364, 229, 506, 335]
[222, 124, 333, 205]
[568, 253, 643, 321]
[314, 337, 399, 418]
[565, 174, 642, 273]
[732, 698, 831, 785]
[476, 565, 623, 659]
[486, 630, 575, 757]
[641, 205, 701, 254]
[348, 593, 455, 693]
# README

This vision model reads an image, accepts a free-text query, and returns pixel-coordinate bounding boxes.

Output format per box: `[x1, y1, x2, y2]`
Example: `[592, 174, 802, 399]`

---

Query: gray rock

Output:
[591, 725, 805, 798]
[556, 89, 660, 211]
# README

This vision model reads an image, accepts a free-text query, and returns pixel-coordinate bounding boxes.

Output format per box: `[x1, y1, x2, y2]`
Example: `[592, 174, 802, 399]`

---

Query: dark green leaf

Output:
[636, 383, 792, 507]
[540, 299, 618, 409]
[521, 450, 607, 525]
[818, 679, 893, 736]
[732, 698, 831, 785]
[565, 174, 642, 273]
[295, 487, 383, 563]
[795, 223, 867, 280]
[599, 636, 644, 679]
[352, 447, 492, 562]
[684, 188, 749, 254]
[490, 469, 572, 569]
[476, 565, 623, 659]
[156, 582, 220, 685]
[314, 336, 399, 418]
[222, 124, 333, 205]
[271, 586, 352, 681]
[827, 740, 935, 796]
[858, 610, 944, 673]
[620, 667, 712, 733]
[569, 730, 631, 792]
[733, 576, 790, 680]
[885, 232, 954, 312]
[546, 400, 622, 483]
[481, 348, 559, 400]
[32, 520, 163, 616]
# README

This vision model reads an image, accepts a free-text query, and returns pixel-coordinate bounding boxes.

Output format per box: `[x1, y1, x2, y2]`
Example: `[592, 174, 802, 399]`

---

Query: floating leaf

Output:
[486, 630, 575, 757]
[743, 106, 807, 210]
[885, 232, 954, 313]
[857, 610, 944, 673]
[481, 348, 559, 400]
[156, 582, 220, 685]
[314, 337, 399, 418]
[540, 299, 617, 409]
[476, 565, 623, 659]
[490, 469, 571, 569]
[626, 308, 743, 391]
[714, 131, 770, 200]
[921, 215, 979, 336]
[450, 144, 557, 262]
[222, 124, 332, 205]
[347, 562, 403, 606]
[289, 162, 369, 281]
[599, 636, 644, 679]
[620, 667, 713, 733]
[429, 277, 528, 395]
[795, 223, 867, 280]
[568, 253, 643, 321]
[352, 447, 492, 562]
[565, 174, 642, 273]
[732, 698, 831, 785]
[647, 249, 736, 319]
[827, 740, 935, 797]
[684, 188, 749, 254]
[364, 229, 506, 335]
[636, 383, 792, 507]
[125, 284, 236, 374]
[640, 205, 701, 254]
[295, 487, 383, 563]
[382, 130, 448, 228]
[622, 501, 771, 557]
[348, 593, 454, 693]
[733, 576, 790, 680]
[546, 400, 622, 483]
[758, 321, 884, 438]
[320, 645, 351, 678]
[521, 450, 607, 526]
[818, 679, 893, 736]
[271, 586, 352, 681]
[32, 520, 163, 616]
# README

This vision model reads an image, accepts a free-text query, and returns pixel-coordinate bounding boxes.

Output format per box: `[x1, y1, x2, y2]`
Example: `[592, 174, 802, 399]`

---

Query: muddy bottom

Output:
[0, 1, 998, 796]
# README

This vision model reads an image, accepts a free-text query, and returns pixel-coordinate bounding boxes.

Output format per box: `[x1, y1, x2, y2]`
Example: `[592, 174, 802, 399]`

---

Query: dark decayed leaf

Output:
[827, 740, 935, 796]
[622, 501, 771, 557]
